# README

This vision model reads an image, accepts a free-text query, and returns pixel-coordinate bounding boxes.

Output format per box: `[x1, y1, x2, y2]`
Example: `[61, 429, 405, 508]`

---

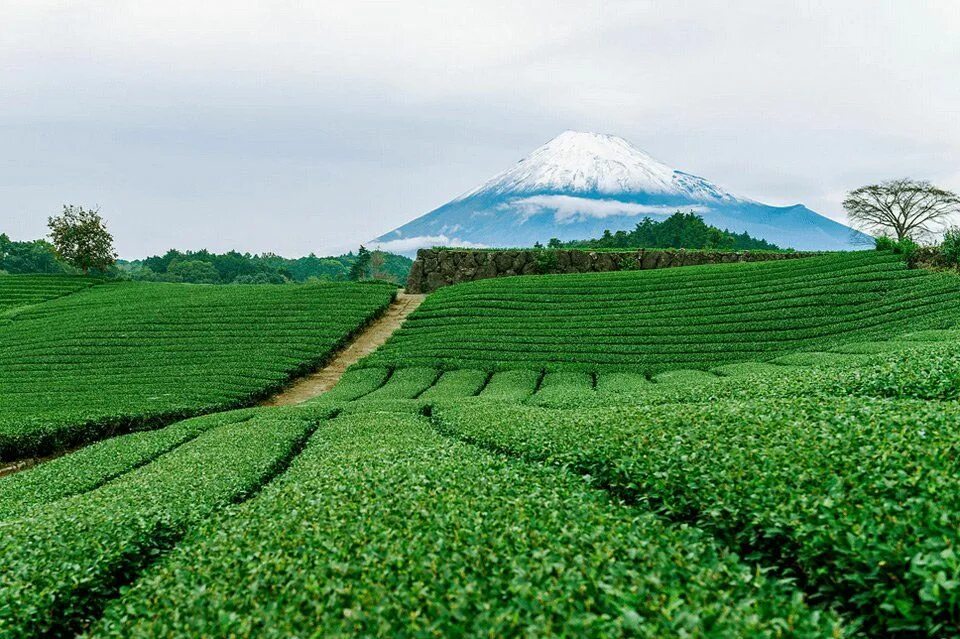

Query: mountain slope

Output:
[373, 131, 868, 254]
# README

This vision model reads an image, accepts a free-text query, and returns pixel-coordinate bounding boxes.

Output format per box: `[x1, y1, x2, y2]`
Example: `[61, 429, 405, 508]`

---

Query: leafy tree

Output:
[166, 259, 220, 284]
[0, 234, 67, 274]
[941, 226, 960, 267]
[547, 238, 563, 249]
[349, 245, 372, 281]
[47, 205, 117, 274]
[843, 179, 960, 242]
[234, 272, 288, 284]
[369, 250, 386, 280]
[123, 246, 412, 284]
[559, 212, 781, 251]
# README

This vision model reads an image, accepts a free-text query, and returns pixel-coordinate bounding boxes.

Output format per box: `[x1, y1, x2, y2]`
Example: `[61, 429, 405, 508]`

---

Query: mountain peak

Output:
[373, 131, 866, 254]
[457, 130, 733, 202]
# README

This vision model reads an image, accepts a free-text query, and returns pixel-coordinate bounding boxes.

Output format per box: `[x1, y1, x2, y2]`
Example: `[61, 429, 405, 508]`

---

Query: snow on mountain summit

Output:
[457, 130, 735, 202]
[373, 130, 867, 254]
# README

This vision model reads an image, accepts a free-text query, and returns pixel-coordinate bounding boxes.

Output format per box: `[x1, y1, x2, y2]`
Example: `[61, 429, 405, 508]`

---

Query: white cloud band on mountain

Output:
[509, 194, 708, 224]
[370, 234, 488, 254]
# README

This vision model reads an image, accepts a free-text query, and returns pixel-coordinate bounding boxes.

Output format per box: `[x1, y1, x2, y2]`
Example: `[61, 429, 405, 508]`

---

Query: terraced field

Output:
[362, 251, 960, 373]
[3, 252, 960, 637]
[0, 273, 97, 313]
[0, 278, 395, 460]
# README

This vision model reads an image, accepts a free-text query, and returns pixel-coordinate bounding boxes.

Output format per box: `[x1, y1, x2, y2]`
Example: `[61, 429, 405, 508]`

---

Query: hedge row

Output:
[433, 397, 960, 635]
[86, 413, 844, 638]
[0, 409, 256, 520]
[361, 252, 960, 374]
[0, 413, 315, 638]
[0, 274, 96, 313]
[0, 280, 395, 460]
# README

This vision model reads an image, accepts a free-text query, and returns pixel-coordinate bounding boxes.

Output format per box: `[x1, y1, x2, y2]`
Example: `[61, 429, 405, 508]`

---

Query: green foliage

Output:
[7, 242, 960, 636]
[476, 369, 541, 401]
[87, 414, 842, 638]
[875, 235, 896, 251]
[0, 233, 69, 274]
[348, 245, 372, 281]
[359, 366, 439, 400]
[0, 274, 96, 313]
[941, 226, 960, 266]
[0, 410, 255, 520]
[844, 347, 960, 400]
[532, 246, 559, 273]
[417, 369, 488, 400]
[166, 259, 220, 283]
[47, 205, 117, 274]
[123, 247, 413, 285]
[0, 280, 395, 460]
[363, 251, 960, 374]
[433, 396, 960, 635]
[0, 413, 314, 638]
[560, 212, 783, 250]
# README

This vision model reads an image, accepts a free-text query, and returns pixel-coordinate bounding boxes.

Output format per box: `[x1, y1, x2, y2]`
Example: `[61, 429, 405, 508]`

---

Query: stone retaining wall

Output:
[406, 248, 820, 293]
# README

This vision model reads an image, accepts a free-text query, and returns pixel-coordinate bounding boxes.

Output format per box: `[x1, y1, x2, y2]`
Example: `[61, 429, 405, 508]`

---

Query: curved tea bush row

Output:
[0, 412, 315, 639]
[433, 397, 960, 636]
[362, 252, 960, 373]
[87, 413, 844, 638]
[0, 409, 256, 520]
[0, 274, 97, 313]
[0, 280, 395, 460]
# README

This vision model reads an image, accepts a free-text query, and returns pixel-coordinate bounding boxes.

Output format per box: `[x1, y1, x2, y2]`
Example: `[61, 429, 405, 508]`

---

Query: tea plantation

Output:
[0, 279, 395, 460]
[3, 252, 960, 637]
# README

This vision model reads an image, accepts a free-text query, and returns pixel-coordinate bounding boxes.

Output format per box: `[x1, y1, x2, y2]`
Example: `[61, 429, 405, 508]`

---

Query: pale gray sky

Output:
[2, 0, 958, 258]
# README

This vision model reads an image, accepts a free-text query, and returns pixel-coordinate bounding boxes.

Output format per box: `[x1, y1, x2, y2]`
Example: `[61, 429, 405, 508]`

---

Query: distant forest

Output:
[1, 233, 412, 284]
[120, 247, 412, 284]
[546, 212, 784, 251]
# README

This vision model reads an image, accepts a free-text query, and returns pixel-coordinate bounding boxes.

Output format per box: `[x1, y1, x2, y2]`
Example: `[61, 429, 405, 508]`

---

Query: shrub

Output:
[875, 236, 896, 251]
[941, 226, 960, 267]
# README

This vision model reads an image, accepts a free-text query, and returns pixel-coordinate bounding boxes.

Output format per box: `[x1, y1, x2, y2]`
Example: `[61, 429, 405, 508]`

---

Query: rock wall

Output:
[406, 248, 821, 293]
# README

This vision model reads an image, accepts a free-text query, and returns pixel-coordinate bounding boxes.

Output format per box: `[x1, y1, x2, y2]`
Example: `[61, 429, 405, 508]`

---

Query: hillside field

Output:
[2, 251, 960, 637]
[0, 277, 395, 460]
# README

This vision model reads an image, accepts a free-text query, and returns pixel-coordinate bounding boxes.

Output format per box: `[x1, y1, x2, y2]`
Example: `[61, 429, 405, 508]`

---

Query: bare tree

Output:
[843, 179, 960, 242]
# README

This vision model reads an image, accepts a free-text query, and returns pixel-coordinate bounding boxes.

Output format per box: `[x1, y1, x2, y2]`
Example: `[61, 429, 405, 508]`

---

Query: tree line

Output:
[543, 212, 784, 251]
[1, 206, 411, 283]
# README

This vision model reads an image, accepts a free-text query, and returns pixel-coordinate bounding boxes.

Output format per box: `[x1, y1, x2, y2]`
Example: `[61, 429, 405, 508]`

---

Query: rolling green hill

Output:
[0, 279, 395, 460]
[362, 250, 960, 373]
[0, 274, 98, 313]
[3, 252, 960, 637]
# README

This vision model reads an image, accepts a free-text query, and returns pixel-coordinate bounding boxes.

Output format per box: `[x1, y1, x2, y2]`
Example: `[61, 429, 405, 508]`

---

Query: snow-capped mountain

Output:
[373, 131, 867, 254]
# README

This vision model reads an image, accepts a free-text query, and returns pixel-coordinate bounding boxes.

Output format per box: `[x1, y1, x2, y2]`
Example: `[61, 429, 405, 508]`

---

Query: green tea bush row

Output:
[86, 413, 844, 638]
[362, 252, 960, 374]
[0, 409, 256, 520]
[0, 274, 96, 313]
[303, 367, 391, 405]
[433, 397, 960, 635]
[0, 280, 395, 460]
[360, 366, 440, 400]
[417, 368, 489, 400]
[526, 371, 595, 408]
[0, 413, 315, 638]
[476, 369, 541, 400]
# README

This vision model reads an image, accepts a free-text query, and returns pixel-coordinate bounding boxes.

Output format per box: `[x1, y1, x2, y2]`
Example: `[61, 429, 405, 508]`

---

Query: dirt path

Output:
[262, 292, 425, 406]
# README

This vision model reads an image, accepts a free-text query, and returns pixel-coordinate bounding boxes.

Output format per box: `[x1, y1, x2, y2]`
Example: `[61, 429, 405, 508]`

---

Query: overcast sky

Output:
[3, 0, 958, 258]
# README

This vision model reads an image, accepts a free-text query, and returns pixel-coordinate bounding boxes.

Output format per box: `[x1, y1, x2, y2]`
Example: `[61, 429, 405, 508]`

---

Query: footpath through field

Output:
[262, 292, 425, 406]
